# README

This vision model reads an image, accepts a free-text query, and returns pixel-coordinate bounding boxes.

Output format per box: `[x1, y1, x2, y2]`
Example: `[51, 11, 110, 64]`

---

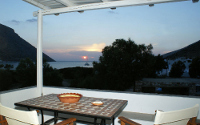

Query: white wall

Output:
[1, 87, 200, 125]
[0, 87, 38, 108]
[44, 87, 200, 118]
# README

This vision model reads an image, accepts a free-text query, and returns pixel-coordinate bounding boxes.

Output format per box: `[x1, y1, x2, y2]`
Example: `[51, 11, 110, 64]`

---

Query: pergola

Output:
[22, 0, 198, 96]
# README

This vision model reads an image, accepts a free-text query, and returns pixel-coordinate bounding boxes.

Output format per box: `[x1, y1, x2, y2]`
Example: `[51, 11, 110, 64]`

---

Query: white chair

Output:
[119, 104, 199, 125]
[0, 103, 76, 125]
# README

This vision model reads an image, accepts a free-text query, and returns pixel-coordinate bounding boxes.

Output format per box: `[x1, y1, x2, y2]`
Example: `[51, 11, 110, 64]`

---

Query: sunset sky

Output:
[0, 0, 200, 61]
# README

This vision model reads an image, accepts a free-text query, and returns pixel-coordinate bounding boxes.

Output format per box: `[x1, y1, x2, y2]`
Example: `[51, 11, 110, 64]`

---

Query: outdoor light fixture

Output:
[192, 0, 199, 3]
[111, 7, 116, 10]
[78, 11, 84, 13]
[149, 4, 154, 7]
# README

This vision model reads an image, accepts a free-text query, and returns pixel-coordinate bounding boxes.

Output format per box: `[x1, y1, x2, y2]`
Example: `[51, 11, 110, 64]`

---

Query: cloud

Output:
[43, 49, 70, 53]
[163, 51, 172, 54]
[45, 50, 102, 61]
[108, 10, 118, 14]
[152, 43, 158, 46]
[43, 43, 105, 61]
[81, 43, 106, 52]
[26, 19, 37, 23]
[153, 48, 172, 55]
[8, 18, 37, 25]
[44, 43, 106, 53]
[10, 20, 20, 25]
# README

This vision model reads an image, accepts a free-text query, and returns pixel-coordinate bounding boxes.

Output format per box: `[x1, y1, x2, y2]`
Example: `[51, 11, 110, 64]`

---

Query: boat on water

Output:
[84, 62, 89, 66]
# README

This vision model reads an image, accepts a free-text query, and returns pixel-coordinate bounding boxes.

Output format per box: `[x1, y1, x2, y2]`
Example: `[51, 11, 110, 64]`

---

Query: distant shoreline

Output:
[0, 61, 94, 70]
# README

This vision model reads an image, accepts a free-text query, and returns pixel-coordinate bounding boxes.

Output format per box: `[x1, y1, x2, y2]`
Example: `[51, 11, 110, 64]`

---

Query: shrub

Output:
[169, 61, 186, 78]
[0, 70, 13, 91]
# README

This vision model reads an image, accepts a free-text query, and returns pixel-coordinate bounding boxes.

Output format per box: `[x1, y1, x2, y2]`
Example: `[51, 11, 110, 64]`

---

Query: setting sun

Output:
[82, 56, 87, 60]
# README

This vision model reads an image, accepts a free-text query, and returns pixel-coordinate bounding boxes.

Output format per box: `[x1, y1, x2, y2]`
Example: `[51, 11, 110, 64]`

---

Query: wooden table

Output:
[15, 94, 128, 125]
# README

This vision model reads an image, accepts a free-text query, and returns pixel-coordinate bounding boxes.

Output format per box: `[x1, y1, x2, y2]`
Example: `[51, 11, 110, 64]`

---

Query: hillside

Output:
[0, 24, 55, 62]
[162, 40, 200, 59]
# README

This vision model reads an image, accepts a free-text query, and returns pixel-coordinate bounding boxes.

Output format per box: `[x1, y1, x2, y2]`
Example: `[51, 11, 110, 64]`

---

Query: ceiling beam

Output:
[55, 0, 76, 7]
[36, 0, 189, 16]
[23, 0, 50, 10]
[100, 0, 111, 2]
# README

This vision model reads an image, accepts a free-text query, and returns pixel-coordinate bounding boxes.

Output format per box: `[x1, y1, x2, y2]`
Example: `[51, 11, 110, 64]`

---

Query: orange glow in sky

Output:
[82, 56, 87, 60]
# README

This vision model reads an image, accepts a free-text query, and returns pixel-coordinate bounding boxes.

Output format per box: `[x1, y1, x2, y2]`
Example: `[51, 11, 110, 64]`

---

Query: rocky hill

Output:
[0, 24, 55, 62]
[162, 40, 200, 59]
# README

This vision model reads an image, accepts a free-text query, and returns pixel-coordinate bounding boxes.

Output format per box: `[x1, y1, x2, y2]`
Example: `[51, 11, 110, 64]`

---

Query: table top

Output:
[15, 94, 127, 119]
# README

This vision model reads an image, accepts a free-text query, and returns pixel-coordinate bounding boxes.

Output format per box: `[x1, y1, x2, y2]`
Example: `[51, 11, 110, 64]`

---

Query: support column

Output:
[37, 10, 43, 96]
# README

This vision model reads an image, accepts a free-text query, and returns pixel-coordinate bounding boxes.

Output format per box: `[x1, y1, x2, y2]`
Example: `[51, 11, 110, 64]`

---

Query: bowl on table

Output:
[57, 93, 82, 103]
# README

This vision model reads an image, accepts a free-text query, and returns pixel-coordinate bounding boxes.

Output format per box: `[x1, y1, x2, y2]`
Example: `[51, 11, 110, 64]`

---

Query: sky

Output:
[0, 0, 200, 61]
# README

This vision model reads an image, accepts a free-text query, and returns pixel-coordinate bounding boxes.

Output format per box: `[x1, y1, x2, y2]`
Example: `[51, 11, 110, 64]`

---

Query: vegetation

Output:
[0, 69, 15, 91]
[3, 38, 197, 93]
[43, 60, 63, 86]
[70, 39, 167, 91]
[0, 64, 3, 68]
[0, 58, 63, 91]
[154, 54, 168, 73]
[189, 57, 200, 78]
[60, 67, 93, 88]
[4, 64, 14, 70]
[0, 64, 15, 91]
[16, 58, 36, 86]
[169, 61, 186, 78]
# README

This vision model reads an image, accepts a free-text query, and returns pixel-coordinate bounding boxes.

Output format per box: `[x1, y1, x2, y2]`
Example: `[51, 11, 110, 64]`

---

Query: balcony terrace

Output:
[1, 86, 200, 125]
[1, 0, 199, 124]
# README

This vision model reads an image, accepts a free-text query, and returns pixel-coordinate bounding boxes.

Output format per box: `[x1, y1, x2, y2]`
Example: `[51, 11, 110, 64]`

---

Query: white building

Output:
[159, 57, 192, 77]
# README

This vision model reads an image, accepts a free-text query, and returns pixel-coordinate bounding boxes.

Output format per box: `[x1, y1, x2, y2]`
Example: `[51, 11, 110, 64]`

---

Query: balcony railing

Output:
[1, 86, 200, 125]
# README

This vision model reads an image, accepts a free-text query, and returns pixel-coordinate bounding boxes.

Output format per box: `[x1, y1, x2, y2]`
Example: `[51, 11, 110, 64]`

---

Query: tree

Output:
[0, 64, 16, 91]
[16, 58, 36, 87]
[0, 69, 13, 91]
[154, 54, 168, 76]
[4, 64, 14, 70]
[43, 59, 63, 86]
[16, 58, 63, 87]
[92, 39, 154, 90]
[0, 64, 4, 69]
[154, 54, 168, 71]
[169, 61, 186, 78]
[189, 57, 200, 78]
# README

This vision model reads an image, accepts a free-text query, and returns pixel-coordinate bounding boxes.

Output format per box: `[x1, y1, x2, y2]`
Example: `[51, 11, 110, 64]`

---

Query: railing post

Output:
[37, 10, 43, 96]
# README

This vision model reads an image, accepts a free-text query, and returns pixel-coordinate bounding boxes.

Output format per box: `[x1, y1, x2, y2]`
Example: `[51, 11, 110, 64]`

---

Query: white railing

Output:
[1, 86, 200, 124]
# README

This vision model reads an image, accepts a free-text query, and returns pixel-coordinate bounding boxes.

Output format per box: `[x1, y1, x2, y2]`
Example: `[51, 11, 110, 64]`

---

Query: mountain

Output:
[162, 40, 200, 59]
[0, 24, 55, 62]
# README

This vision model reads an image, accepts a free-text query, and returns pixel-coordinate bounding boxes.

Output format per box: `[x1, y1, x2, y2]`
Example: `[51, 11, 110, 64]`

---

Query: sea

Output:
[0, 61, 94, 70]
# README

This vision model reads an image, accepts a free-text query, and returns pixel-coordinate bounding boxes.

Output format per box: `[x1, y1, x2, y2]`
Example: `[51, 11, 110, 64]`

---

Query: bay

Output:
[48, 61, 93, 69]
[0, 61, 94, 70]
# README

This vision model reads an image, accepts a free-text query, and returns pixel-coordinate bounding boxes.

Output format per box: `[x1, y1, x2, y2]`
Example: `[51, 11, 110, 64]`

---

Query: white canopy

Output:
[22, 0, 197, 96]
[23, 0, 192, 16]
